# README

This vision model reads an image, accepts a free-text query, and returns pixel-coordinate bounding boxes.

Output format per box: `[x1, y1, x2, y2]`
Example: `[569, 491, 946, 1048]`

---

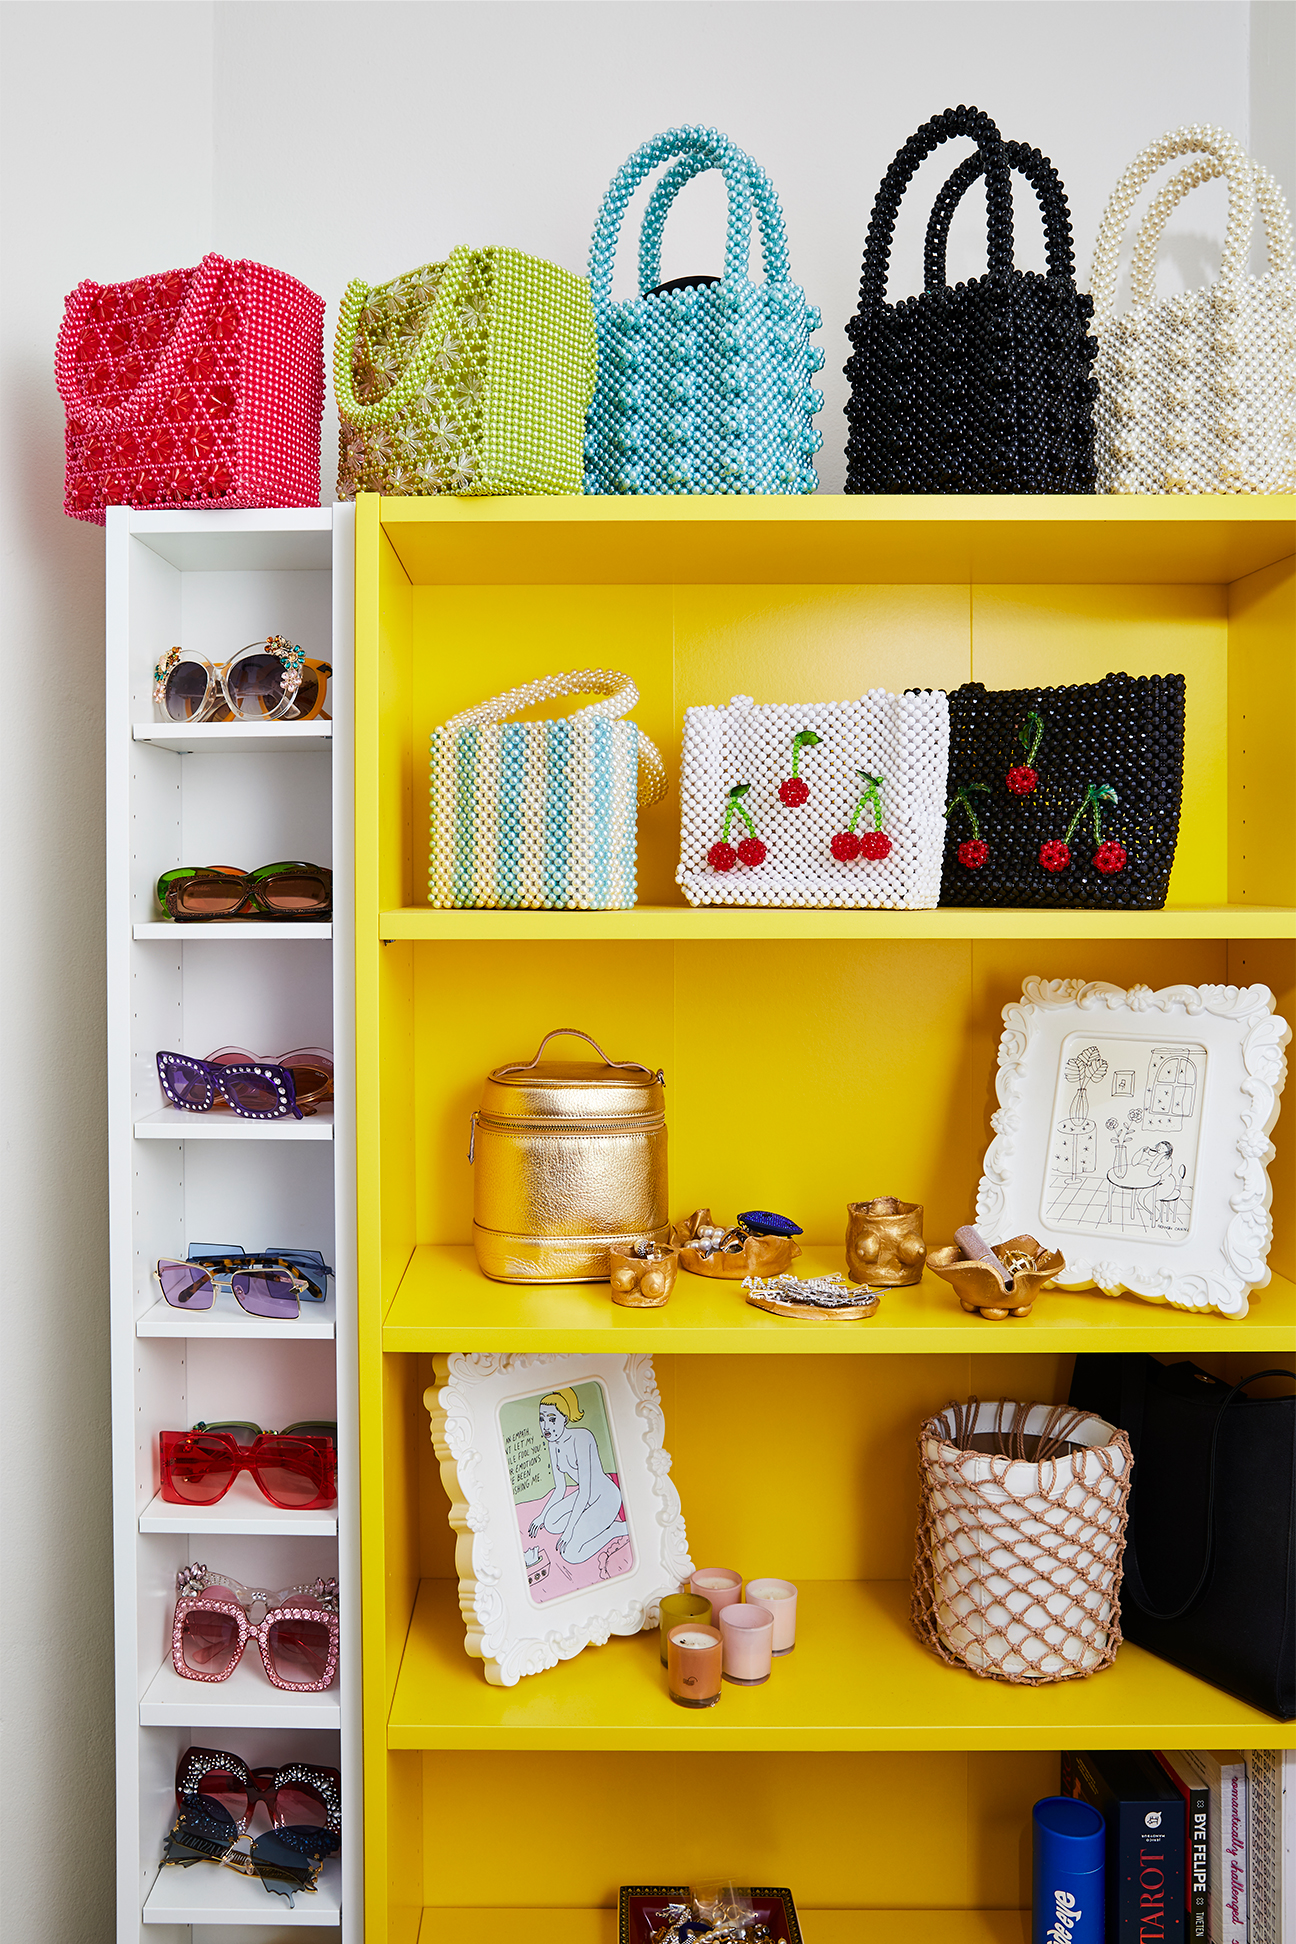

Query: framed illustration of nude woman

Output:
[425, 1353, 693, 1686]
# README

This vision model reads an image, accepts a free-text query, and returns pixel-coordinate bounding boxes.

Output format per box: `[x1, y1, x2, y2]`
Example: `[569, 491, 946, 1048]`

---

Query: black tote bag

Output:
[938, 672, 1185, 909]
[1069, 1353, 1295, 1720]
[844, 106, 1097, 494]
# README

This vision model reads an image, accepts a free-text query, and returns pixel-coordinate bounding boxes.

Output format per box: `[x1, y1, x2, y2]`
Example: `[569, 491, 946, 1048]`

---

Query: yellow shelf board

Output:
[374, 492, 1294, 587]
[380, 904, 1296, 943]
[415, 1913, 1027, 1944]
[382, 1244, 1296, 1354]
[388, 1578, 1295, 1752]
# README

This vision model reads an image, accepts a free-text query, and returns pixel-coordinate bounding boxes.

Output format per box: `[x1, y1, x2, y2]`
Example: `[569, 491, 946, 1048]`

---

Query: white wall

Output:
[0, 4, 1288, 1939]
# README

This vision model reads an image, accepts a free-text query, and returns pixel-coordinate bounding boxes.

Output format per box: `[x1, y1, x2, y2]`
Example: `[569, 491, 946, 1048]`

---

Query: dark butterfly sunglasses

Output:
[163, 1745, 341, 1905]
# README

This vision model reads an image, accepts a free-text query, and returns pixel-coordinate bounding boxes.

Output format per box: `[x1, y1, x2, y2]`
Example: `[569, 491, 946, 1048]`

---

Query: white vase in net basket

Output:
[912, 1399, 1132, 1684]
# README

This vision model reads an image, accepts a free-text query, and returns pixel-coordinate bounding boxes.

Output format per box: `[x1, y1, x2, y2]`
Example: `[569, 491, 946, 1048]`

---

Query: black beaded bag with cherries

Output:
[938, 674, 1185, 909]
[845, 106, 1098, 494]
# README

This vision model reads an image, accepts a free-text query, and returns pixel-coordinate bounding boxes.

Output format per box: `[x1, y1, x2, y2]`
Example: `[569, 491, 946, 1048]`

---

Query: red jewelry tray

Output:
[618, 1888, 803, 1944]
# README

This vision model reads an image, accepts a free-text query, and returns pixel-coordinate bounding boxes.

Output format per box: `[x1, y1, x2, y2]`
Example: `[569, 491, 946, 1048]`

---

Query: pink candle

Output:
[718, 1601, 773, 1685]
[744, 1578, 797, 1654]
[667, 1624, 723, 1708]
[690, 1567, 741, 1610]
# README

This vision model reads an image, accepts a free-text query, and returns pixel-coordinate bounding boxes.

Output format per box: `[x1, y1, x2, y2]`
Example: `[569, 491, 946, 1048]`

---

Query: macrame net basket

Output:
[939, 673, 1184, 909]
[676, 691, 949, 909]
[912, 1398, 1132, 1685]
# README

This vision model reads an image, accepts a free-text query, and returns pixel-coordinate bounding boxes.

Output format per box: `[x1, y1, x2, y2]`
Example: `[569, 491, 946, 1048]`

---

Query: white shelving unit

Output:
[106, 506, 359, 1943]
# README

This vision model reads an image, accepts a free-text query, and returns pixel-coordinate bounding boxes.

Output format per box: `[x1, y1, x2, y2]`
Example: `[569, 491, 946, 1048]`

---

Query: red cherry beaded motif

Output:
[777, 729, 821, 808]
[708, 784, 766, 873]
[832, 771, 891, 863]
[945, 781, 990, 869]
[1006, 710, 1045, 796]
[1039, 783, 1123, 876]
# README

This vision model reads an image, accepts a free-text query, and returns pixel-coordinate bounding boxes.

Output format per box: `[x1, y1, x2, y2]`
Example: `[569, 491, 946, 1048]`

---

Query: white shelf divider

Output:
[108, 505, 359, 1942]
[142, 1853, 342, 1926]
[136, 1289, 337, 1340]
[140, 1654, 342, 1729]
[133, 921, 333, 942]
[133, 719, 333, 756]
[139, 1474, 339, 1537]
[134, 1107, 335, 1141]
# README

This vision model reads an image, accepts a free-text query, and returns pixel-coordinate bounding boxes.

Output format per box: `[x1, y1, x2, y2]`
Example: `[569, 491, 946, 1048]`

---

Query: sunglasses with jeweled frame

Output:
[163, 1744, 341, 1905]
[153, 638, 331, 724]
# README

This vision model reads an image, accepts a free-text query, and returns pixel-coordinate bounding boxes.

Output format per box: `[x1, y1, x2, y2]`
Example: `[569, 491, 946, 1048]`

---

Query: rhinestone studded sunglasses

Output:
[154, 638, 331, 724]
[160, 1425, 337, 1509]
[206, 1046, 333, 1109]
[156, 1051, 302, 1120]
[171, 1564, 339, 1692]
[157, 861, 332, 922]
[163, 1745, 341, 1905]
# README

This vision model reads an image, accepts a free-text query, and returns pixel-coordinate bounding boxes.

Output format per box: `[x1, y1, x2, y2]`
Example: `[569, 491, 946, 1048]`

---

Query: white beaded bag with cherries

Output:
[1089, 124, 1296, 494]
[676, 691, 949, 909]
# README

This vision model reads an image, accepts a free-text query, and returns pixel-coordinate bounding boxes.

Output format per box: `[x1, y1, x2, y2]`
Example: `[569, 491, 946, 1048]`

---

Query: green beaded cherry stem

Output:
[708, 784, 767, 872]
[1040, 782, 1125, 875]
[946, 780, 991, 869]
[778, 730, 821, 807]
[831, 771, 891, 862]
[1007, 710, 1044, 795]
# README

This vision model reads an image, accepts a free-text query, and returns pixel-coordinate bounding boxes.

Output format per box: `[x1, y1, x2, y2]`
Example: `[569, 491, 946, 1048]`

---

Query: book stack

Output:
[1060, 1749, 1293, 1944]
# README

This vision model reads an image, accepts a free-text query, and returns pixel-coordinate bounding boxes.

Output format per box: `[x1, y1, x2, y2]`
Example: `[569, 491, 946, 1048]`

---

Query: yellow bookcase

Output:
[355, 494, 1295, 1944]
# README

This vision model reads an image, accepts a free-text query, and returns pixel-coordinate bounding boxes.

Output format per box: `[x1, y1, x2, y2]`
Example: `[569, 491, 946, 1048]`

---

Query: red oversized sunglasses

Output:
[160, 1424, 337, 1510]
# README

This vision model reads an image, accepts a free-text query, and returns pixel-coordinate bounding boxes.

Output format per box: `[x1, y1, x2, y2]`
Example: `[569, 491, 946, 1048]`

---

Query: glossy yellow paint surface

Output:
[414, 1914, 1030, 1944]
[356, 496, 1296, 1939]
[389, 1579, 1295, 1752]
[383, 1244, 1296, 1353]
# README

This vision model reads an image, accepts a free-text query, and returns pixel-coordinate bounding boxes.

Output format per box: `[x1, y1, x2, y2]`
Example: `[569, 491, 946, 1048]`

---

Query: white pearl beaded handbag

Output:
[675, 691, 949, 909]
[1089, 125, 1296, 495]
[429, 670, 667, 909]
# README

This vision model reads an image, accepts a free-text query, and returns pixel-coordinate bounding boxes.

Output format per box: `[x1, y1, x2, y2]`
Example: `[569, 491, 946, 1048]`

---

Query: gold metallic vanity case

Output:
[469, 1029, 669, 1282]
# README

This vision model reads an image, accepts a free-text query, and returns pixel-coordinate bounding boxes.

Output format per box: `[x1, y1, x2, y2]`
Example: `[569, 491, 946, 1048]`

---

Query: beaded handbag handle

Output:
[636, 147, 791, 294]
[55, 253, 231, 430]
[1127, 154, 1296, 308]
[858, 105, 1014, 312]
[589, 126, 768, 309]
[1088, 124, 1256, 324]
[333, 245, 475, 433]
[922, 141, 1077, 290]
[440, 667, 668, 808]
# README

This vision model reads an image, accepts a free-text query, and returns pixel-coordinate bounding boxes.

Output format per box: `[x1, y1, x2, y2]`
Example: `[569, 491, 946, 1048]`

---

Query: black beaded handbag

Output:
[938, 673, 1185, 909]
[845, 106, 1098, 494]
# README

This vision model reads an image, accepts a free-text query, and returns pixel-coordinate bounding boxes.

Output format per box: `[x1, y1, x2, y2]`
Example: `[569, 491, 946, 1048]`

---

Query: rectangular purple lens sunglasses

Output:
[156, 1259, 306, 1320]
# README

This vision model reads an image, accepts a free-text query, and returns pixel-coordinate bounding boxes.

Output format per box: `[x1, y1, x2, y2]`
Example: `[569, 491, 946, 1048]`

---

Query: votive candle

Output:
[690, 1567, 742, 1611]
[718, 1602, 774, 1685]
[659, 1593, 712, 1665]
[667, 1623, 723, 1708]
[744, 1578, 797, 1654]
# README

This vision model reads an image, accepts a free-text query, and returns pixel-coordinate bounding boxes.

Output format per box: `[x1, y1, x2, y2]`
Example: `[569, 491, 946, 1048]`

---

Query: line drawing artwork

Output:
[1044, 1033, 1206, 1243]
[501, 1380, 634, 1607]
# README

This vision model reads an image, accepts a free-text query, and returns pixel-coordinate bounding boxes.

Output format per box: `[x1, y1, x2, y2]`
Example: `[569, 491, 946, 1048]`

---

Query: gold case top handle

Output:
[497, 1027, 656, 1080]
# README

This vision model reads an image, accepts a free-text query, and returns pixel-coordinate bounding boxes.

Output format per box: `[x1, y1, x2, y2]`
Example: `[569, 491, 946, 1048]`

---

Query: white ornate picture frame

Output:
[977, 979, 1290, 1318]
[424, 1353, 692, 1686]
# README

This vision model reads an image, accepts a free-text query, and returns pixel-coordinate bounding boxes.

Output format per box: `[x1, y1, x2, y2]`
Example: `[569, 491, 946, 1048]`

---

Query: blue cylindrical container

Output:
[1033, 1795, 1105, 1944]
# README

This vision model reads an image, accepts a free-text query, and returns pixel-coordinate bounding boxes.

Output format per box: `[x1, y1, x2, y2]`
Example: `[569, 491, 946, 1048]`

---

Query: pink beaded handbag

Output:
[56, 253, 325, 524]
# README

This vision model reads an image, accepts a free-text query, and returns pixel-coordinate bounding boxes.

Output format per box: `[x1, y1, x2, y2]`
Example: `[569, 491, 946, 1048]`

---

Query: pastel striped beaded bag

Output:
[334, 247, 596, 498]
[676, 692, 950, 910]
[1089, 125, 1296, 494]
[429, 671, 667, 910]
[584, 125, 824, 495]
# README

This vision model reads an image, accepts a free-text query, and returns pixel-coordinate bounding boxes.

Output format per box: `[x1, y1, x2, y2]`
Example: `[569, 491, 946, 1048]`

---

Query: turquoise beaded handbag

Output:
[585, 126, 824, 495]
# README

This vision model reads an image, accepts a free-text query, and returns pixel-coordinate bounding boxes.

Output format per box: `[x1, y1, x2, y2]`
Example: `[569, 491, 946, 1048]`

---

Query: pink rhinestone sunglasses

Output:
[172, 1564, 338, 1693]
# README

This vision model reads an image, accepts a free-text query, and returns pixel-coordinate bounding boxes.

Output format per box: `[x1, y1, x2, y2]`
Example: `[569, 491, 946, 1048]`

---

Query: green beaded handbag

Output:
[334, 246, 596, 498]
